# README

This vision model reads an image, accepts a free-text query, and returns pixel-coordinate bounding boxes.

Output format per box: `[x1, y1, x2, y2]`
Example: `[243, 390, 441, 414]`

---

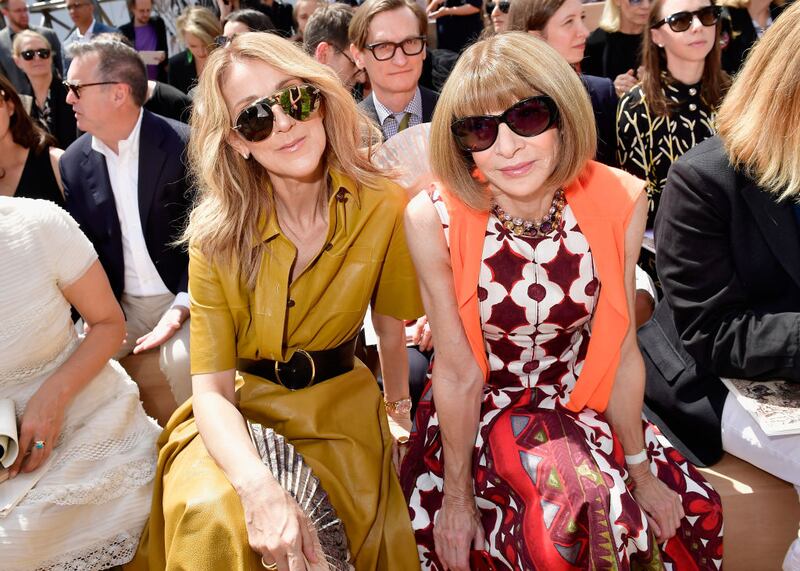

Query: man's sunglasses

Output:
[485, 1, 510, 15]
[651, 5, 721, 32]
[451, 96, 559, 153]
[232, 83, 321, 143]
[63, 80, 120, 99]
[20, 48, 51, 61]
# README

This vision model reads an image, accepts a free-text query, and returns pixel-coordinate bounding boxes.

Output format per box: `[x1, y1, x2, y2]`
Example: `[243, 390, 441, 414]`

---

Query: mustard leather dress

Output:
[130, 170, 424, 571]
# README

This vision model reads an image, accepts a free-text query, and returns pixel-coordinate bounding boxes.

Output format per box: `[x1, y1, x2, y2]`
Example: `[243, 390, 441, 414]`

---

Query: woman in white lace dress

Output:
[0, 197, 160, 571]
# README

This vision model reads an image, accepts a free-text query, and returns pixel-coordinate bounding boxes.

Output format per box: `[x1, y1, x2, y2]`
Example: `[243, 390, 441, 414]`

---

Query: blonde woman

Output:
[131, 33, 423, 570]
[167, 6, 221, 94]
[400, 32, 722, 570]
[640, 3, 800, 568]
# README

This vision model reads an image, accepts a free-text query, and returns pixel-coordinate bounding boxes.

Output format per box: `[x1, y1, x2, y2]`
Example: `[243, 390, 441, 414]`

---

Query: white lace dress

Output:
[0, 197, 160, 571]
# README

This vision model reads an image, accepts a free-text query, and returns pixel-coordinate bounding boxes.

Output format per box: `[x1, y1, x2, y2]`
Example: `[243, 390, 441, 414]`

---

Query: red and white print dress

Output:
[400, 190, 724, 570]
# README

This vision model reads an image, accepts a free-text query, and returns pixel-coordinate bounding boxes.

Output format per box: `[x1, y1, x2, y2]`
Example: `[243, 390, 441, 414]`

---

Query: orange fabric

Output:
[437, 160, 644, 413]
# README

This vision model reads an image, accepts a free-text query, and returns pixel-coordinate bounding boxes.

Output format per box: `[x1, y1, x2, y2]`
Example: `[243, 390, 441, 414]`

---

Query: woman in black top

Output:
[426, 0, 483, 52]
[0, 76, 63, 206]
[168, 7, 222, 94]
[719, 0, 787, 73]
[12, 30, 77, 149]
[582, 0, 649, 96]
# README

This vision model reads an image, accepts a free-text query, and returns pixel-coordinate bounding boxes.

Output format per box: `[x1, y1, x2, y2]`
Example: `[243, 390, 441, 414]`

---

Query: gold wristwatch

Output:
[384, 397, 412, 415]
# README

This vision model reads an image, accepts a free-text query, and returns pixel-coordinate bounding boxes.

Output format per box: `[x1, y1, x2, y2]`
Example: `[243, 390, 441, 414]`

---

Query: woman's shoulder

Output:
[1, 196, 73, 233]
[618, 84, 646, 111]
[586, 27, 609, 48]
[573, 161, 646, 214]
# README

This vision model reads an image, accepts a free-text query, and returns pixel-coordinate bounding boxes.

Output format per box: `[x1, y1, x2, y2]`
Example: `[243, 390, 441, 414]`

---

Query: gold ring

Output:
[261, 559, 278, 570]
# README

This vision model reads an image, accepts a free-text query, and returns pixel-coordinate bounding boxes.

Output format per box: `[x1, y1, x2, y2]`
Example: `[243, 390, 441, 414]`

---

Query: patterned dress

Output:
[400, 191, 724, 570]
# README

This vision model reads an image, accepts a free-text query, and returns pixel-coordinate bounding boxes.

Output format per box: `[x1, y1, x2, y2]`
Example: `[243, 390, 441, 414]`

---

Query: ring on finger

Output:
[261, 558, 278, 570]
[33, 440, 46, 450]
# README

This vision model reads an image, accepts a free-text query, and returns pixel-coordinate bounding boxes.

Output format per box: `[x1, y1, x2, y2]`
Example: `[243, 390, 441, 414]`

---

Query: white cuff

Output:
[170, 292, 190, 311]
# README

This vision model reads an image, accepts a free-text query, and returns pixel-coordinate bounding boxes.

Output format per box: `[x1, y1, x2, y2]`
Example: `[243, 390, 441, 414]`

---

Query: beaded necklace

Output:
[491, 188, 566, 238]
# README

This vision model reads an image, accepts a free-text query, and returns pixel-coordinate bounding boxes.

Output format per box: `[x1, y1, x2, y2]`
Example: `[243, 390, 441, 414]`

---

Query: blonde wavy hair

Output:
[184, 32, 382, 287]
[597, 0, 622, 32]
[716, 0, 800, 202]
[430, 32, 596, 210]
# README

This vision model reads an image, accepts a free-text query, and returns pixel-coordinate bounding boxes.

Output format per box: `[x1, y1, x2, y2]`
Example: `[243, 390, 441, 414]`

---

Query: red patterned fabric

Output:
[400, 191, 723, 570]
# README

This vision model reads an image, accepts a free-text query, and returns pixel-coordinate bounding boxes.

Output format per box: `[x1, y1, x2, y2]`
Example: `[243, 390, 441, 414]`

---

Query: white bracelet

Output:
[624, 449, 648, 466]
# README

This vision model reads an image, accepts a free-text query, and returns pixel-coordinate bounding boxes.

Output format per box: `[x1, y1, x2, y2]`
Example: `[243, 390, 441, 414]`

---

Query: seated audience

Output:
[61, 39, 193, 405]
[130, 32, 423, 570]
[62, 0, 119, 72]
[11, 30, 77, 148]
[0, 75, 64, 204]
[0, 0, 63, 95]
[639, 5, 800, 568]
[582, 0, 648, 96]
[291, 0, 326, 42]
[120, 0, 169, 82]
[0, 196, 159, 570]
[304, 3, 364, 89]
[400, 32, 723, 570]
[507, 0, 619, 166]
[426, 0, 483, 53]
[350, 0, 438, 141]
[221, 7, 276, 40]
[168, 6, 221, 94]
[718, 0, 787, 73]
[617, 0, 728, 232]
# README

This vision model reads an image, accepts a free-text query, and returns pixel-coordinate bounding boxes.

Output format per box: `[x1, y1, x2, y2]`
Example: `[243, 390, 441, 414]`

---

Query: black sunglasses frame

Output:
[62, 80, 120, 99]
[20, 48, 51, 61]
[451, 96, 559, 153]
[232, 83, 322, 143]
[485, 1, 510, 15]
[651, 5, 721, 32]
[365, 36, 427, 61]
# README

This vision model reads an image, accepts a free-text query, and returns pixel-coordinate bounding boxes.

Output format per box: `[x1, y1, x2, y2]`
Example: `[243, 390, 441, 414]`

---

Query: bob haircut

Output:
[349, 0, 427, 50]
[184, 32, 383, 287]
[717, 0, 800, 202]
[0, 74, 55, 153]
[176, 6, 222, 50]
[430, 32, 596, 211]
[506, 0, 566, 32]
[12, 29, 52, 56]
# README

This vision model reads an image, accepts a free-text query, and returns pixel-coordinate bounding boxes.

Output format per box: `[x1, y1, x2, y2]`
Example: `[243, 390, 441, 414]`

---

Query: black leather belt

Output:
[239, 337, 357, 390]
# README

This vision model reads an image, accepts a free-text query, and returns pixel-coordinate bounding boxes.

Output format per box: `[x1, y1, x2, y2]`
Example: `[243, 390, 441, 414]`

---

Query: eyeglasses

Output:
[365, 36, 426, 61]
[651, 5, 721, 32]
[63, 80, 120, 98]
[232, 83, 322, 142]
[20, 48, 51, 61]
[66, 1, 90, 10]
[628, 0, 648, 6]
[450, 96, 559, 153]
[334, 47, 356, 68]
[485, 1, 510, 15]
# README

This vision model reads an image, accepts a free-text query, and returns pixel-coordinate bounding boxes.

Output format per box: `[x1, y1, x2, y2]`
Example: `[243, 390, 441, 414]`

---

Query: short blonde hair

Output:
[717, 0, 800, 202]
[597, 0, 621, 32]
[12, 29, 51, 56]
[176, 6, 222, 50]
[184, 33, 383, 287]
[430, 32, 596, 210]
[349, 0, 427, 49]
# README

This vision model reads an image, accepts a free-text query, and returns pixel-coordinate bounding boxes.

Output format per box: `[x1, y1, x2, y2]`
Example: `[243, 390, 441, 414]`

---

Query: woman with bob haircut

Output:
[399, 32, 723, 570]
[616, 0, 729, 231]
[131, 33, 423, 570]
[167, 6, 222, 94]
[639, 3, 800, 568]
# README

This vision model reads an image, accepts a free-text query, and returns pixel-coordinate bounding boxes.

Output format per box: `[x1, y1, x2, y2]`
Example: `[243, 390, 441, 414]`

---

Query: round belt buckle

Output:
[274, 349, 316, 390]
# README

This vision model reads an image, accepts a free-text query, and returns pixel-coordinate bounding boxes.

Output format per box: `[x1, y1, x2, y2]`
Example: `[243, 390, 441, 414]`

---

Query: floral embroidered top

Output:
[616, 77, 717, 228]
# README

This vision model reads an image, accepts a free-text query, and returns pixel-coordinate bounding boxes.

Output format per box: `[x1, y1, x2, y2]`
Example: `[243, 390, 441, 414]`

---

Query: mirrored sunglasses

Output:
[451, 96, 559, 153]
[232, 83, 322, 143]
[20, 48, 51, 61]
[652, 5, 721, 32]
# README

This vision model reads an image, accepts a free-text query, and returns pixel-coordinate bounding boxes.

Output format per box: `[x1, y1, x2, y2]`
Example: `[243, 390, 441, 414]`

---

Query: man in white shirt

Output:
[62, 0, 118, 73]
[61, 38, 192, 405]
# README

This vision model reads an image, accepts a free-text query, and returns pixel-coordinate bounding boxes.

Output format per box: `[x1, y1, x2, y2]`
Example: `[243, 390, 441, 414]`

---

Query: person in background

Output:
[304, 3, 363, 90]
[168, 6, 221, 94]
[62, 0, 118, 72]
[426, 0, 483, 52]
[582, 0, 649, 97]
[12, 30, 76, 148]
[256, 0, 294, 37]
[0, 0, 63, 95]
[718, 0, 787, 73]
[350, 0, 438, 141]
[638, 5, 800, 568]
[507, 0, 619, 166]
[400, 31, 722, 571]
[291, 0, 325, 43]
[0, 75, 63, 204]
[483, 0, 511, 33]
[221, 7, 275, 40]
[120, 0, 169, 82]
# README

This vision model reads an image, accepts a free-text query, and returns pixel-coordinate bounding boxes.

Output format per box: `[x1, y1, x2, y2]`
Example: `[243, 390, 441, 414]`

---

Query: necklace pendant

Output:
[504, 220, 516, 232]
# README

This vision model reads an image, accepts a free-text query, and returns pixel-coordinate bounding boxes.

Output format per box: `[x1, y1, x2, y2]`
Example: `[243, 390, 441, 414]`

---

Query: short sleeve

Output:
[36, 199, 97, 288]
[188, 244, 237, 374]
[371, 191, 424, 321]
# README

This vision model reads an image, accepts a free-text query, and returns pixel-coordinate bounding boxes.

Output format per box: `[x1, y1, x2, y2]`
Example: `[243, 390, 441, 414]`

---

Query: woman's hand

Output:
[628, 462, 684, 543]
[387, 409, 412, 475]
[434, 494, 485, 571]
[427, 0, 445, 16]
[9, 384, 68, 478]
[239, 477, 319, 571]
[614, 69, 639, 98]
[408, 315, 434, 352]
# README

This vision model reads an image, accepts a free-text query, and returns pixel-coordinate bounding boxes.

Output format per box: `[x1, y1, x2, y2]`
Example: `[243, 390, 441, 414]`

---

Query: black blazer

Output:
[61, 110, 192, 302]
[721, 3, 786, 74]
[32, 76, 77, 148]
[120, 16, 169, 83]
[581, 74, 618, 168]
[167, 50, 197, 95]
[638, 136, 800, 466]
[358, 86, 438, 141]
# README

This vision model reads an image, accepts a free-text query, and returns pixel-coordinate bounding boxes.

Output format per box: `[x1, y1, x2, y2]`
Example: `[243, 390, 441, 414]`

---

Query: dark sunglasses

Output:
[485, 1, 510, 14]
[62, 80, 120, 99]
[232, 83, 321, 142]
[451, 96, 559, 153]
[213, 34, 233, 48]
[20, 48, 51, 61]
[652, 5, 721, 32]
